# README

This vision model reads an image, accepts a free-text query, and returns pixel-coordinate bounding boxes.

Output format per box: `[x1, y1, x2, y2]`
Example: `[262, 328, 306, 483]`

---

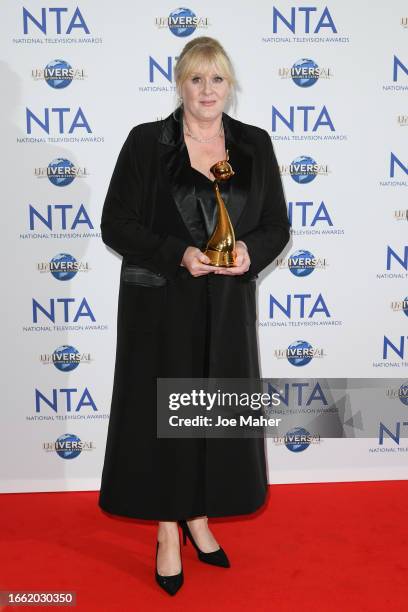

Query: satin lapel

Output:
[158, 107, 206, 246]
[160, 142, 206, 247]
[158, 107, 253, 244]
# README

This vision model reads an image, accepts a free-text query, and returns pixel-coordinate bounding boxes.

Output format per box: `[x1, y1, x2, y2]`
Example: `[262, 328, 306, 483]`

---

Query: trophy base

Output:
[204, 249, 236, 267]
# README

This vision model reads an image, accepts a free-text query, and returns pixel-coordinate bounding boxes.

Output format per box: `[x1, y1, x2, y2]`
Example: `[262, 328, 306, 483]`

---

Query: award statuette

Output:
[204, 150, 236, 267]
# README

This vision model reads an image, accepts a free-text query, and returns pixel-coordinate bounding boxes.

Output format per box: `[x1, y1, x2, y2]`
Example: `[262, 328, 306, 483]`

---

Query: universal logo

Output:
[40, 345, 92, 371]
[280, 157, 330, 184]
[385, 382, 408, 405]
[397, 115, 408, 126]
[37, 253, 90, 280]
[391, 297, 408, 317]
[276, 250, 328, 276]
[279, 59, 333, 87]
[155, 8, 210, 36]
[32, 60, 86, 88]
[43, 434, 95, 459]
[35, 159, 89, 187]
[274, 341, 326, 366]
[273, 427, 321, 452]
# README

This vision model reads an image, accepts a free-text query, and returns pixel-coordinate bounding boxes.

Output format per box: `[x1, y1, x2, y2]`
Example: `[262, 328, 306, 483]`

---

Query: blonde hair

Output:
[174, 36, 238, 102]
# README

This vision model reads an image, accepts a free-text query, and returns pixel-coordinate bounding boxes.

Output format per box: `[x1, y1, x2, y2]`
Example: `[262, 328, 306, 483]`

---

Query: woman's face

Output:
[180, 62, 230, 123]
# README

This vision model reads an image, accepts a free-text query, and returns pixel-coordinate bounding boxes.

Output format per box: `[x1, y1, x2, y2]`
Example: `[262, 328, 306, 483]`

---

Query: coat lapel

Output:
[158, 106, 253, 246]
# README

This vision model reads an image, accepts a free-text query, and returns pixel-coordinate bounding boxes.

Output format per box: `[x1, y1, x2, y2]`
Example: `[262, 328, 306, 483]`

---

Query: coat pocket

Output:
[119, 265, 167, 332]
[121, 264, 167, 287]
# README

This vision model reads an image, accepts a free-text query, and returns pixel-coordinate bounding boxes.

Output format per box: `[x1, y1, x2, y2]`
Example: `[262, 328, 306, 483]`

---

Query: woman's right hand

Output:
[181, 247, 215, 277]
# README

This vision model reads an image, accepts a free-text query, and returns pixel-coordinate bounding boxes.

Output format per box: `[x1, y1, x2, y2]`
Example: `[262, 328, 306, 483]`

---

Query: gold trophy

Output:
[204, 150, 236, 267]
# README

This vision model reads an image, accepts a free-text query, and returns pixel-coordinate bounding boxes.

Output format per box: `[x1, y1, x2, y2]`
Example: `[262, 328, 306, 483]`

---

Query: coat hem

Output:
[98, 488, 268, 522]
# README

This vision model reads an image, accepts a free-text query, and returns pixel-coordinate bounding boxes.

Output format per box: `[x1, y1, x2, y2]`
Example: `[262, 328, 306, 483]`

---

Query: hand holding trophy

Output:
[204, 150, 237, 267]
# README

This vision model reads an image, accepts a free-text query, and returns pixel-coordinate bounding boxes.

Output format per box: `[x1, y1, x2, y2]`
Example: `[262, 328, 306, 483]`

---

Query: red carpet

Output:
[1, 481, 407, 611]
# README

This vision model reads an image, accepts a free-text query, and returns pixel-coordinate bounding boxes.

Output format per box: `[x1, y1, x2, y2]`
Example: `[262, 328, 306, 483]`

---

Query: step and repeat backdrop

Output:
[1, 1, 407, 493]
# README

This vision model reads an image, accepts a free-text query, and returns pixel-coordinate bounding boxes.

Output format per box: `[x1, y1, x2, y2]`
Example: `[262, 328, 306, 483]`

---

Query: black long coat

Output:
[98, 106, 290, 521]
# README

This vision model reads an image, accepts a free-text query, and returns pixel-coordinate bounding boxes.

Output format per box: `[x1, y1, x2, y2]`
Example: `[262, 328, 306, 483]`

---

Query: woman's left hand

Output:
[213, 241, 251, 275]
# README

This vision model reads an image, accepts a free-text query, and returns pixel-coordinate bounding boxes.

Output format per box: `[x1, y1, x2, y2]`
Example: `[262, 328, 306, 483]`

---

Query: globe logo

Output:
[398, 383, 408, 406]
[52, 345, 80, 372]
[288, 249, 316, 277]
[44, 59, 73, 89]
[285, 427, 311, 452]
[55, 433, 82, 459]
[168, 7, 197, 37]
[287, 340, 314, 366]
[47, 158, 76, 187]
[291, 59, 320, 87]
[403, 296, 408, 318]
[49, 253, 78, 280]
[290, 155, 317, 184]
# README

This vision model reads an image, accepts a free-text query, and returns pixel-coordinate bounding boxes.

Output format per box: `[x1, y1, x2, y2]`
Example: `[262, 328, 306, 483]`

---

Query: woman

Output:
[98, 36, 290, 595]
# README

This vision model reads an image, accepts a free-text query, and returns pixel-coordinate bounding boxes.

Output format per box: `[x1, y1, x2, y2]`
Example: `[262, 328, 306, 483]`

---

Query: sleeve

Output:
[100, 125, 190, 280]
[237, 130, 290, 277]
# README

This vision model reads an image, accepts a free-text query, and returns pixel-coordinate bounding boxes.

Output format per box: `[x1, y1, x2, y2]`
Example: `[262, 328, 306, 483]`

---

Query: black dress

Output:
[174, 165, 232, 516]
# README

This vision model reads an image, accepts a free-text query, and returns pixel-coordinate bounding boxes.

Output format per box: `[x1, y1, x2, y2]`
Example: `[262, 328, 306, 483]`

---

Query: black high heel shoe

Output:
[178, 519, 230, 568]
[155, 540, 184, 596]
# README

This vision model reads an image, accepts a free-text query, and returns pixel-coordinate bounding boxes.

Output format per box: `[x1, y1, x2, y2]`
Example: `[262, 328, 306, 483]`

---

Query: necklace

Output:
[183, 117, 224, 143]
